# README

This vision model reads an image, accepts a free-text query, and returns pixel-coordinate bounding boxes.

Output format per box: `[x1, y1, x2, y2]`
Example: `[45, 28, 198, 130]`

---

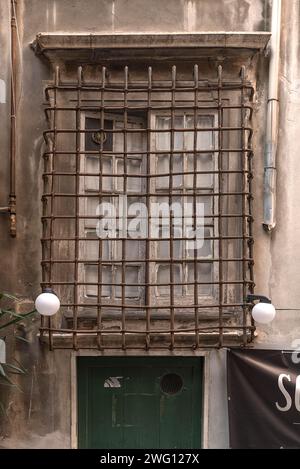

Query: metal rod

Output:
[217, 65, 224, 347]
[241, 66, 248, 346]
[41, 65, 254, 350]
[96, 66, 106, 350]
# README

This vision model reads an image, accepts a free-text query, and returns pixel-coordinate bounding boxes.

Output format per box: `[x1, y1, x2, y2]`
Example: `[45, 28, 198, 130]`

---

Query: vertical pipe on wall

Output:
[0, 0, 17, 233]
[8, 0, 17, 237]
[263, 0, 282, 232]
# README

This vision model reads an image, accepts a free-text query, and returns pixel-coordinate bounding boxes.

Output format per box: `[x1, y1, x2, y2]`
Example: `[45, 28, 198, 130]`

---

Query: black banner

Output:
[227, 349, 300, 449]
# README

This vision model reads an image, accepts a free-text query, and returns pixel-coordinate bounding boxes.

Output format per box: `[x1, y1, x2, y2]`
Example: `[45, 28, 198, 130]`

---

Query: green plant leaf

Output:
[1, 309, 27, 319]
[0, 363, 7, 377]
[11, 358, 27, 373]
[2, 363, 26, 374]
[15, 335, 30, 343]
[0, 309, 36, 330]
[0, 372, 16, 387]
[0, 400, 8, 418]
[1, 292, 20, 301]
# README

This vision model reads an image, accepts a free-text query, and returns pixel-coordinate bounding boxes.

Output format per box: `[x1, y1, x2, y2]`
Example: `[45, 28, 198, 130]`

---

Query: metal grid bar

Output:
[193, 64, 200, 349]
[121, 66, 129, 350]
[145, 66, 152, 350]
[217, 65, 224, 347]
[41, 65, 255, 350]
[96, 67, 105, 350]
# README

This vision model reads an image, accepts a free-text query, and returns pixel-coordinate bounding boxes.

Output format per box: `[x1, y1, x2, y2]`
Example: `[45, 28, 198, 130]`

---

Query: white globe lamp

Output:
[247, 294, 276, 325]
[251, 302, 276, 324]
[35, 289, 60, 317]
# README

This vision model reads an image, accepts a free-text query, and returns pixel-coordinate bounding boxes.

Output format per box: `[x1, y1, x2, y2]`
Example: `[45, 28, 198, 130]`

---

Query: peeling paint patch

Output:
[0, 79, 6, 103]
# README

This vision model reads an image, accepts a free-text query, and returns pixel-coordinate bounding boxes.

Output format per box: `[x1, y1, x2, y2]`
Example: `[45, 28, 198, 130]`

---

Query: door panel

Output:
[77, 357, 203, 449]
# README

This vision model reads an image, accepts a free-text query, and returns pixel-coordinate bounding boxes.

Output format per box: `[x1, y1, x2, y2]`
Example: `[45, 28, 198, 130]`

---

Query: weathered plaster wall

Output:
[1, 0, 299, 451]
[20, 0, 269, 34]
[253, 0, 300, 350]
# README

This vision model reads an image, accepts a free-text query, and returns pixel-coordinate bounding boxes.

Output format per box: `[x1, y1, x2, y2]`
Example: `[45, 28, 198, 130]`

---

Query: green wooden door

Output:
[77, 357, 203, 449]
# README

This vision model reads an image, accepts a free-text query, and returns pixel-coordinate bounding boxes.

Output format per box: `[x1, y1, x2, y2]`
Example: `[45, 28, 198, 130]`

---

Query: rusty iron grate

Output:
[40, 64, 255, 350]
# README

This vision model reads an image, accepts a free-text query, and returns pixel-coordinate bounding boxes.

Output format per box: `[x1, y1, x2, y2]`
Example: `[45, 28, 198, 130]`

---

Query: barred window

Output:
[41, 64, 254, 350]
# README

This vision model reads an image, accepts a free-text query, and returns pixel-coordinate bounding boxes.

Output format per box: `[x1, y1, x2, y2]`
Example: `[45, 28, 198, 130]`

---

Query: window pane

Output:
[186, 153, 213, 188]
[85, 264, 97, 297]
[102, 157, 113, 191]
[115, 266, 140, 298]
[85, 156, 99, 191]
[187, 262, 213, 296]
[116, 158, 142, 192]
[128, 122, 145, 153]
[156, 154, 183, 189]
[197, 115, 214, 151]
[85, 197, 99, 228]
[174, 116, 184, 151]
[158, 237, 182, 259]
[156, 154, 169, 189]
[85, 264, 113, 297]
[102, 266, 112, 297]
[156, 116, 171, 150]
[157, 264, 182, 296]
[128, 159, 142, 192]
[85, 234, 98, 260]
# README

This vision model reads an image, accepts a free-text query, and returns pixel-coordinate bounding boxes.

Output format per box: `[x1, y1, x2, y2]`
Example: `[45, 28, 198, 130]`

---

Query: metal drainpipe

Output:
[263, 0, 282, 232]
[0, 0, 17, 236]
[9, 0, 17, 237]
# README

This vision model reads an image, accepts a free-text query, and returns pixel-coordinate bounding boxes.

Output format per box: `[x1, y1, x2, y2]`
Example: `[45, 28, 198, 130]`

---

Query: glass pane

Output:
[156, 154, 169, 189]
[128, 159, 142, 192]
[126, 240, 142, 260]
[198, 227, 213, 258]
[115, 158, 124, 192]
[116, 239, 144, 260]
[157, 264, 182, 296]
[197, 115, 214, 151]
[115, 266, 140, 298]
[82, 234, 111, 262]
[156, 154, 183, 189]
[184, 115, 194, 152]
[174, 116, 184, 151]
[85, 235, 98, 260]
[85, 197, 99, 228]
[85, 264, 97, 297]
[157, 239, 169, 259]
[102, 156, 113, 191]
[185, 115, 214, 152]
[102, 266, 112, 297]
[186, 153, 213, 188]
[116, 158, 142, 192]
[158, 235, 182, 259]
[85, 264, 112, 297]
[156, 116, 171, 151]
[85, 156, 99, 191]
[199, 195, 213, 225]
[187, 262, 213, 296]
[114, 120, 124, 153]
[173, 154, 183, 188]
[127, 122, 145, 153]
